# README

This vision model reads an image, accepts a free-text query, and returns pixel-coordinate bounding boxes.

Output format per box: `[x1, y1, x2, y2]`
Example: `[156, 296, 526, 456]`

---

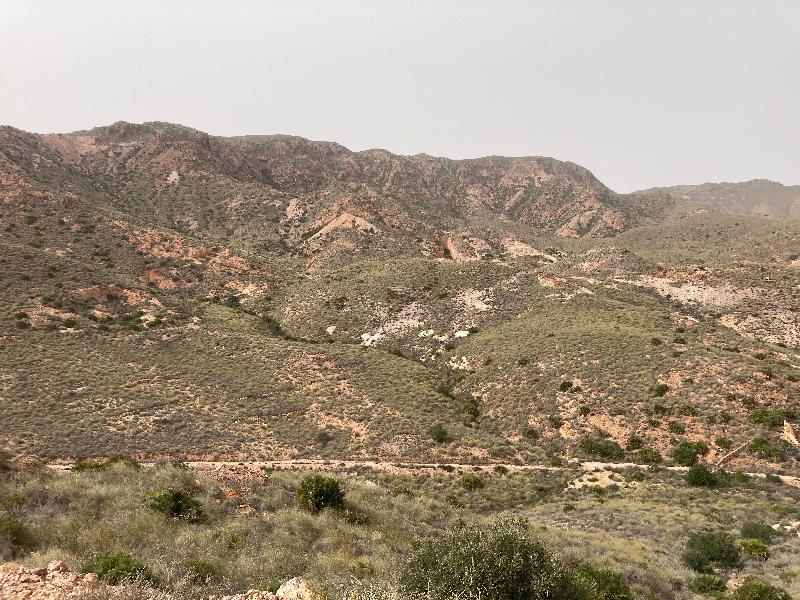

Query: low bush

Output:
[740, 521, 778, 545]
[730, 578, 791, 600]
[80, 552, 153, 585]
[429, 424, 450, 443]
[637, 448, 662, 465]
[747, 437, 785, 462]
[668, 421, 686, 434]
[650, 384, 669, 397]
[672, 441, 700, 466]
[578, 437, 624, 460]
[0, 514, 36, 559]
[688, 573, 726, 594]
[683, 531, 741, 573]
[748, 408, 787, 428]
[575, 564, 634, 600]
[399, 518, 594, 600]
[459, 474, 484, 490]
[739, 538, 770, 560]
[343, 509, 370, 526]
[297, 474, 344, 512]
[145, 489, 206, 523]
[686, 464, 719, 487]
[185, 557, 220, 583]
[73, 457, 140, 472]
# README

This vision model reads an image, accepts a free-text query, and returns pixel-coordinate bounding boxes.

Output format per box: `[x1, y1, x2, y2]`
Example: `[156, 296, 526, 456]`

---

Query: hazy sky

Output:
[1, 0, 798, 192]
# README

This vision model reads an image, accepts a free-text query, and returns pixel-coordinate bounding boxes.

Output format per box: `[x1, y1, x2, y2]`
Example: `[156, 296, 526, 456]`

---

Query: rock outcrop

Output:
[0, 560, 98, 599]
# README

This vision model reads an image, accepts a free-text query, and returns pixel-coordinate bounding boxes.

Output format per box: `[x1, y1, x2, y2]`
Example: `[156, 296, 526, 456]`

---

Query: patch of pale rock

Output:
[0, 561, 320, 600]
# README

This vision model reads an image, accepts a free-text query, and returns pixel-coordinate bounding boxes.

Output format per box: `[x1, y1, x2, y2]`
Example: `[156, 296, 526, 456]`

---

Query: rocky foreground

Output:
[0, 560, 319, 600]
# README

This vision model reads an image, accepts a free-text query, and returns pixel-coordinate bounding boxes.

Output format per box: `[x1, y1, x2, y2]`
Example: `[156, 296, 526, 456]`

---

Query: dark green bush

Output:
[145, 489, 206, 523]
[0, 514, 36, 559]
[748, 408, 787, 428]
[740, 521, 778, 545]
[626, 436, 644, 450]
[688, 573, 726, 593]
[650, 384, 669, 397]
[297, 474, 344, 512]
[672, 441, 700, 466]
[686, 464, 719, 487]
[80, 552, 153, 585]
[459, 474, 484, 490]
[668, 421, 686, 434]
[578, 437, 624, 460]
[559, 380, 573, 392]
[747, 437, 785, 462]
[730, 578, 791, 600]
[575, 565, 633, 600]
[683, 531, 741, 573]
[399, 518, 593, 600]
[429, 424, 450, 443]
[637, 448, 662, 465]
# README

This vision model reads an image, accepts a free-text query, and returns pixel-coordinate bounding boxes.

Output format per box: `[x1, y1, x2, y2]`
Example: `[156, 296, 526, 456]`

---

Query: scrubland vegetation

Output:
[2, 457, 800, 599]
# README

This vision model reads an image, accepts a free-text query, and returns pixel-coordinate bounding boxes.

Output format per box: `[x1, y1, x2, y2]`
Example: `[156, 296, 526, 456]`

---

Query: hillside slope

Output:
[0, 122, 798, 474]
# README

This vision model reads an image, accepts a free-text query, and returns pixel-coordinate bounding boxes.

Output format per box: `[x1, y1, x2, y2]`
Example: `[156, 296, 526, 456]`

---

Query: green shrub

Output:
[493, 465, 509, 475]
[578, 437, 624, 460]
[80, 552, 153, 585]
[716, 436, 732, 449]
[297, 474, 344, 512]
[748, 408, 787, 428]
[145, 488, 206, 523]
[73, 457, 140, 472]
[739, 538, 770, 560]
[185, 557, 220, 583]
[559, 380, 573, 392]
[575, 565, 634, 600]
[399, 518, 593, 600]
[672, 441, 700, 466]
[740, 521, 777, 545]
[686, 464, 719, 487]
[462, 398, 480, 419]
[626, 436, 644, 450]
[747, 437, 785, 462]
[688, 573, 726, 593]
[668, 421, 686, 434]
[730, 578, 791, 600]
[637, 448, 662, 465]
[683, 531, 741, 573]
[650, 384, 669, 397]
[0, 514, 36, 559]
[429, 424, 450, 443]
[343, 509, 370, 526]
[459, 474, 484, 490]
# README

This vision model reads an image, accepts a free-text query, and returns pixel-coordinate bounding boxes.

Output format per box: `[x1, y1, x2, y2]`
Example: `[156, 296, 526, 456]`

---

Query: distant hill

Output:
[0, 121, 797, 473]
[641, 179, 800, 219]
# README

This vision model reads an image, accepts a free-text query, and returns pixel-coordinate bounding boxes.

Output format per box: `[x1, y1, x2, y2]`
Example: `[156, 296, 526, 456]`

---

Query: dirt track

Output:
[46, 458, 800, 489]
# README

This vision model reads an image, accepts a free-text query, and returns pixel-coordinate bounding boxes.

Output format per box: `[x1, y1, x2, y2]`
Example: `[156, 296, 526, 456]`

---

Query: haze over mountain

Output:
[642, 179, 800, 220]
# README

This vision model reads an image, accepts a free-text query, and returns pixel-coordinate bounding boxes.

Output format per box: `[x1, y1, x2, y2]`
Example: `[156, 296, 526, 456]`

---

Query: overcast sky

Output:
[1, 0, 798, 192]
